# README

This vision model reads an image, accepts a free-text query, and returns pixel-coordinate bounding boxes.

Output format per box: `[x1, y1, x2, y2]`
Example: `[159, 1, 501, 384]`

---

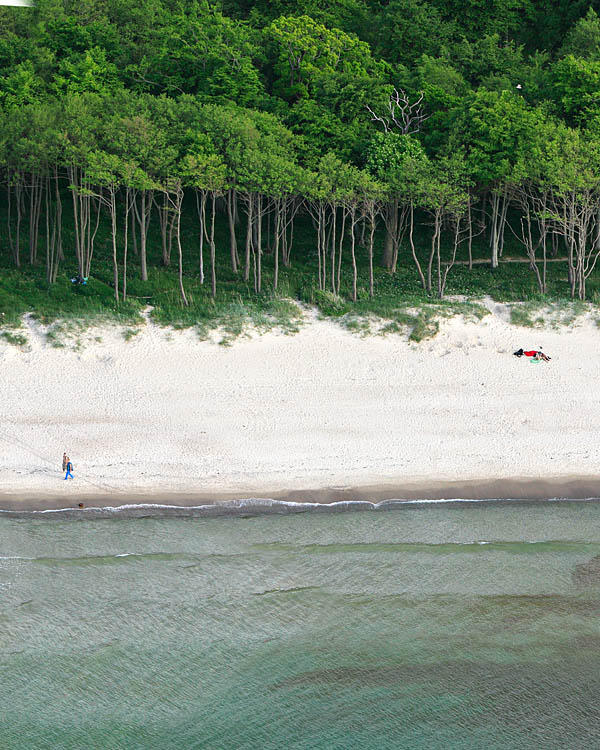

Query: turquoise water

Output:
[1, 500, 600, 749]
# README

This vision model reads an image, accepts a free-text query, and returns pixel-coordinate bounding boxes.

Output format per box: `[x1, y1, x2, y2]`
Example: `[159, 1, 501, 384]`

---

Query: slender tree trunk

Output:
[336, 207, 346, 295]
[209, 191, 217, 298]
[368, 205, 375, 298]
[53, 168, 62, 278]
[168, 209, 175, 266]
[287, 206, 295, 264]
[282, 197, 298, 267]
[256, 193, 262, 293]
[330, 204, 337, 294]
[408, 202, 426, 290]
[427, 211, 440, 293]
[440, 218, 461, 298]
[436, 212, 443, 297]
[195, 189, 206, 284]
[174, 186, 188, 306]
[131, 199, 138, 257]
[382, 200, 398, 269]
[123, 188, 130, 301]
[110, 189, 119, 303]
[498, 187, 509, 258]
[139, 191, 147, 281]
[490, 191, 499, 268]
[467, 197, 473, 270]
[274, 197, 281, 291]
[15, 178, 23, 269]
[244, 194, 253, 283]
[480, 190, 487, 236]
[29, 174, 43, 265]
[7, 175, 14, 263]
[45, 177, 53, 283]
[227, 189, 238, 273]
[28, 174, 35, 264]
[350, 206, 358, 302]
[316, 203, 323, 291]
[86, 197, 101, 278]
[157, 192, 169, 266]
[69, 167, 83, 275]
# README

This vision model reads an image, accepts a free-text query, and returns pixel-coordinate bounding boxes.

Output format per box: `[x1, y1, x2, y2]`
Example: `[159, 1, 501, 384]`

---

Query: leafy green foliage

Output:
[2, 0, 600, 331]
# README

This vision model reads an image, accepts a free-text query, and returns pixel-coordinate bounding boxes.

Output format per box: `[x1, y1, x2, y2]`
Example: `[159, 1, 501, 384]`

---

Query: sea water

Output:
[1, 500, 600, 749]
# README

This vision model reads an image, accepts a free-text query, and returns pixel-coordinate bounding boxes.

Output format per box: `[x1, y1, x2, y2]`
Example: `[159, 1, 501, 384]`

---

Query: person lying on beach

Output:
[513, 348, 551, 361]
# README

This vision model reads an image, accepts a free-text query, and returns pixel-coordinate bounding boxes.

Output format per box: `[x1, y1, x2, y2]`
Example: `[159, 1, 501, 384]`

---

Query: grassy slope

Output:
[0, 193, 597, 343]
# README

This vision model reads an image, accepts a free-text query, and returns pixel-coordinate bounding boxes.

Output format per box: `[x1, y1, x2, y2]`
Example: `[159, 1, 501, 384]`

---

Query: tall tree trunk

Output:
[382, 200, 398, 269]
[227, 189, 238, 273]
[336, 207, 346, 295]
[138, 190, 148, 281]
[274, 197, 281, 291]
[256, 193, 262, 293]
[490, 190, 499, 268]
[195, 189, 206, 284]
[408, 202, 426, 290]
[29, 174, 43, 265]
[368, 205, 376, 298]
[157, 192, 169, 266]
[209, 191, 217, 298]
[467, 196, 473, 270]
[436, 211, 443, 297]
[427, 211, 440, 293]
[244, 194, 253, 283]
[54, 168, 63, 274]
[110, 189, 119, 304]
[7, 175, 14, 264]
[45, 177, 54, 284]
[123, 188, 130, 301]
[316, 203, 323, 291]
[15, 178, 23, 269]
[174, 186, 188, 306]
[440, 217, 461, 298]
[330, 204, 337, 294]
[86, 197, 101, 278]
[350, 206, 358, 302]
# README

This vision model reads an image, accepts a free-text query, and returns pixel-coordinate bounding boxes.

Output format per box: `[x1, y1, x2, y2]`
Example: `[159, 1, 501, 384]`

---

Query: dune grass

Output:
[0, 196, 597, 343]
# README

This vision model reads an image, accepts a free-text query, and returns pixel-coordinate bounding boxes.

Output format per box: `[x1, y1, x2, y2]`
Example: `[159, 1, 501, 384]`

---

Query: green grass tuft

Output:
[409, 313, 440, 342]
[122, 328, 141, 341]
[0, 329, 28, 347]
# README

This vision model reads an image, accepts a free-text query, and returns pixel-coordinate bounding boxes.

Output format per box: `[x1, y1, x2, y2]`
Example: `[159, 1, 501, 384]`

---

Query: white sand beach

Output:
[1, 300, 600, 509]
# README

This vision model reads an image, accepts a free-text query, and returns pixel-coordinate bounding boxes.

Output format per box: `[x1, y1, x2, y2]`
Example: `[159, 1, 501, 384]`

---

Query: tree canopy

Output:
[3, 0, 600, 308]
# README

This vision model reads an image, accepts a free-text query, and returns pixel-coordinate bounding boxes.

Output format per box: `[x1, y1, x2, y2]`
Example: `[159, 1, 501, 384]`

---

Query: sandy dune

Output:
[1, 300, 599, 508]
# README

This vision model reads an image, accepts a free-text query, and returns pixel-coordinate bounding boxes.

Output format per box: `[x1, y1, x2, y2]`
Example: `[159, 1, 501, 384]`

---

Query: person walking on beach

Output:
[64, 455, 74, 480]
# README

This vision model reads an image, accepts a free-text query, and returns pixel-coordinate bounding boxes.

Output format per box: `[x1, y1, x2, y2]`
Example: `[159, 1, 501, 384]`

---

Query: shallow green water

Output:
[1, 501, 600, 749]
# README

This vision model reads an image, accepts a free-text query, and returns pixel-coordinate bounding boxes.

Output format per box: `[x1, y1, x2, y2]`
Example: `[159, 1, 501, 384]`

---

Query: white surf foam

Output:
[1, 495, 597, 516]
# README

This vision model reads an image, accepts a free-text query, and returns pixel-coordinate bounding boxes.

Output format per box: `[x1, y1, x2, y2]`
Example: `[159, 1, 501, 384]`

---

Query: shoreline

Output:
[2, 475, 600, 512]
[3, 307, 600, 511]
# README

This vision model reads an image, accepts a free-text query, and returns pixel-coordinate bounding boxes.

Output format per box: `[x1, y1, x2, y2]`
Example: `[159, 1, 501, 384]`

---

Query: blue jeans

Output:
[64, 469, 73, 480]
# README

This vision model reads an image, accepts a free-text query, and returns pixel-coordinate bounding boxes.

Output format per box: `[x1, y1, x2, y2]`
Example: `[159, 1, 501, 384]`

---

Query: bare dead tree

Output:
[366, 89, 431, 135]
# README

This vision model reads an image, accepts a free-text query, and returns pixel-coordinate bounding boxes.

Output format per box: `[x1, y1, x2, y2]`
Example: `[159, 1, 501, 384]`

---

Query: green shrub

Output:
[313, 289, 351, 317]
[0, 330, 27, 347]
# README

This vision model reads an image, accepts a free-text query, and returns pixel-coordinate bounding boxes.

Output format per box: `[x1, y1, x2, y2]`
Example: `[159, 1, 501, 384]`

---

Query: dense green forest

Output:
[3, 0, 600, 333]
